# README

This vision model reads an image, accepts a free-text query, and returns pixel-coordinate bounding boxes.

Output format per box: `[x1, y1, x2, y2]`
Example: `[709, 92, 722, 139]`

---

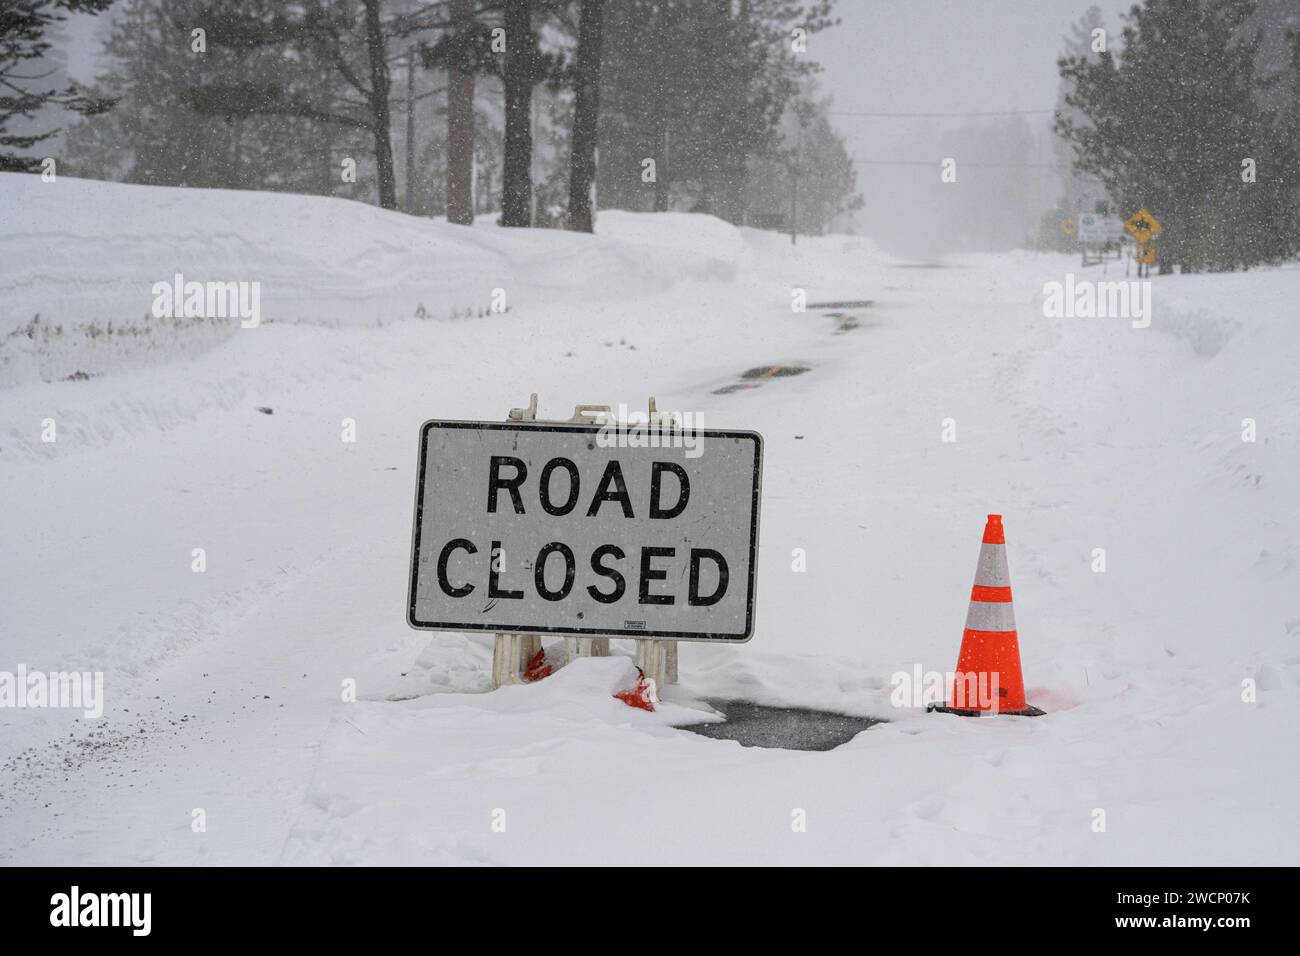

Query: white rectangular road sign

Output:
[1078, 213, 1125, 245]
[407, 420, 763, 642]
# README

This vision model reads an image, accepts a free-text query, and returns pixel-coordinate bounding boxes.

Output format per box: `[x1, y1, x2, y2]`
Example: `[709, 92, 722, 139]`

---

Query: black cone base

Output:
[927, 702, 1046, 717]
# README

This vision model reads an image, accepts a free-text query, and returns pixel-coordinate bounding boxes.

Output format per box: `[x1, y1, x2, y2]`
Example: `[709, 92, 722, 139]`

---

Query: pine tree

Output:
[597, 0, 837, 222]
[0, 0, 115, 171]
[1053, 5, 1108, 215]
[1057, 0, 1296, 271]
[63, 0, 362, 195]
[181, 0, 460, 210]
[597, 0, 686, 212]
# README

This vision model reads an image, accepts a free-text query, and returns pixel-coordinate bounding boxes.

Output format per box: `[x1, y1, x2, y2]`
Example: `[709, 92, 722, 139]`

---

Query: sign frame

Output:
[405, 419, 764, 643]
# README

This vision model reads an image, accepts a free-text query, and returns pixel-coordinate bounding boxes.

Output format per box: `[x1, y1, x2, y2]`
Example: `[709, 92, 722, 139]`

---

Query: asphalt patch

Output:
[676, 699, 883, 751]
[712, 364, 811, 395]
[823, 312, 865, 334]
[740, 364, 810, 380]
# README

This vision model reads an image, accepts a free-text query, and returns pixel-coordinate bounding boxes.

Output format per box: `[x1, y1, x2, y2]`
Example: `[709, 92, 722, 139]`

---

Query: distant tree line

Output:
[5, 0, 859, 235]
[1056, 0, 1300, 272]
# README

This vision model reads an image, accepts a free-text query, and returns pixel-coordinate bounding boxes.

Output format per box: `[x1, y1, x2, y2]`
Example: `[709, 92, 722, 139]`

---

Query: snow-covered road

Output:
[2, 175, 1297, 864]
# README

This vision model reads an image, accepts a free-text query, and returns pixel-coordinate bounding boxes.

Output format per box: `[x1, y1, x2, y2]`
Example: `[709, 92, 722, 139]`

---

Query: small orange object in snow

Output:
[614, 668, 656, 712]
[523, 648, 553, 682]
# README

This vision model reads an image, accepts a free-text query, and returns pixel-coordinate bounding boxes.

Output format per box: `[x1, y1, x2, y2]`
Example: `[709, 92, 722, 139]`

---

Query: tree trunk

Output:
[653, 122, 669, 212]
[319, 125, 334, 194]
[404, 45, 416, 211]
[567, 0, 605, 232]
[500, 0, 533, 227]
[647, 5, 670, 212]
[446, 0, 476, 224]
[363, 0, 398, 210]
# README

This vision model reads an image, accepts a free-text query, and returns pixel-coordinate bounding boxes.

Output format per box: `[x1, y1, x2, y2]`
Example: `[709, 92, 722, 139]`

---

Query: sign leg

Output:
[491, 633, 524, 689]
[634, 640, 667, 692]
[520, 634, 541, 670]
[564, 636, 610, 664]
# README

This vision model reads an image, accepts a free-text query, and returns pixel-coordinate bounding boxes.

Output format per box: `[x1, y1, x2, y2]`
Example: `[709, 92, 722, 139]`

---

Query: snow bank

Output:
[0, 174, 748, 387]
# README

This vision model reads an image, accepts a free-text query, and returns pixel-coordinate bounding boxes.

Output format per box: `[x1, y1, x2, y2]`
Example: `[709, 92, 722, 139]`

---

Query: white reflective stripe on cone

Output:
[973, 543, 1012, 588]
[964, 599, 1017, 632]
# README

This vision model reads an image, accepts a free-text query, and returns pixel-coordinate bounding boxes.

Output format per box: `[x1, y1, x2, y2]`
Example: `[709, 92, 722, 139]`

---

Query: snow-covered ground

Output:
[1, 173, 1297, 865]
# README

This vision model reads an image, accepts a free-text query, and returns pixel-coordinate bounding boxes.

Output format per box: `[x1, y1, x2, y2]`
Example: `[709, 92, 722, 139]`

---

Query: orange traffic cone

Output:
[929, 515, 1045, 717]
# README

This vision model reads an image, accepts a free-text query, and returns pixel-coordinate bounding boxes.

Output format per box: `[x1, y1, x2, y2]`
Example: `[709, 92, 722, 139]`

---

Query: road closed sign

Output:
[407, 420, 763, 641]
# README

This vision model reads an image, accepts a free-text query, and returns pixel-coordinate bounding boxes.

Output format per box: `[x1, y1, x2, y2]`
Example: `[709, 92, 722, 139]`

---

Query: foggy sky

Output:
[816, 0, 1105, 135]
[815, 0, 1110, 255]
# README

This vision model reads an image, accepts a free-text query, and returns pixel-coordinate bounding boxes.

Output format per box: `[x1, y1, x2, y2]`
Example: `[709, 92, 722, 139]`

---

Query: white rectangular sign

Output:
[1078, 213, 1125, 245]
[407, 420, 763, 642]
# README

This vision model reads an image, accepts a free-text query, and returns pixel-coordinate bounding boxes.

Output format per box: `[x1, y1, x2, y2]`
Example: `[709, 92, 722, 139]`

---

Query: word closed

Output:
[407, 421, 762, 641]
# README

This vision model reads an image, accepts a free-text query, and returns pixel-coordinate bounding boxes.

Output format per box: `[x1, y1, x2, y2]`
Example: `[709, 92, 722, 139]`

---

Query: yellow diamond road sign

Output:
[1125, 207, 1162, 244]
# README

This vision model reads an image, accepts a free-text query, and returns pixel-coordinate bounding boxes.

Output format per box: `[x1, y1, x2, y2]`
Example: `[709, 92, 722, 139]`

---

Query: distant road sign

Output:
[1137, 242, 1156, 265]
[1060, 217, 1077, 238]
[1125, 208, 1162, 244]
[407, 420, 763, 642]
[1078, 213, 1125, 245]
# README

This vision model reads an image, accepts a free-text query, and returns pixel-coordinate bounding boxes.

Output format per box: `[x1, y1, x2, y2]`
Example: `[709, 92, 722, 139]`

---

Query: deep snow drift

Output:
[1, 173, 1297, 865]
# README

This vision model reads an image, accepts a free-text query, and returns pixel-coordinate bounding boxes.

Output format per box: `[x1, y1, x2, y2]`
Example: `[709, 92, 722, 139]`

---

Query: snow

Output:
[1, 172, 1297, 865]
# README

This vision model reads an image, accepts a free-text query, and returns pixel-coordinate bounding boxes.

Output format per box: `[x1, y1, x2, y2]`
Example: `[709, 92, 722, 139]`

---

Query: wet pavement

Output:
[675, 699, 884, 751]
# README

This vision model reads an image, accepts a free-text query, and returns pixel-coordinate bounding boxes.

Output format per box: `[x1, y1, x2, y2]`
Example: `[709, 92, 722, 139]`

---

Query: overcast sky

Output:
[815, 0, 1113, 160]
[809, 0, 1115, 253]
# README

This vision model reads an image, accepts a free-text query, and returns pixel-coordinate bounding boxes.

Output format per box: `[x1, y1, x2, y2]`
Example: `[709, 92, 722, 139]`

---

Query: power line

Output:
[829, 108, 1057, 118]
[853, 159, 1069, 169]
